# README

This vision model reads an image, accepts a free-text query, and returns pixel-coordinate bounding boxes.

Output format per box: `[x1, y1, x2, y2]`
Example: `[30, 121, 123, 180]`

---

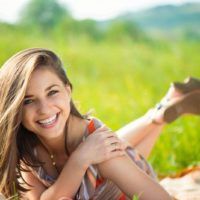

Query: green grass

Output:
[132, 194, 140, 200]
[0, 30, 200, 177]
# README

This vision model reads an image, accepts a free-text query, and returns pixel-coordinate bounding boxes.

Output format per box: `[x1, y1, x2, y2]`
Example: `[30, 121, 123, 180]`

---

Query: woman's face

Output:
[22, 67, 71, 140]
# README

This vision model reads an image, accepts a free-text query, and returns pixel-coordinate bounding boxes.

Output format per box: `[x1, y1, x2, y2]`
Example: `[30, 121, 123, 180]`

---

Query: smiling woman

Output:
[0, 48, 174, 200]
[22, 68, 71, 140]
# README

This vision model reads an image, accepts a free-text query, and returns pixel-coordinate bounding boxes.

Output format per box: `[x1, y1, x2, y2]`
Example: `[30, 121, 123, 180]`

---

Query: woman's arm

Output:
[97, 155, 171, 200]
[20, 168, 46, 200]
[20, 151, 87, 200]
[20, 126, 126, 200]
[40, 150, 88, 200]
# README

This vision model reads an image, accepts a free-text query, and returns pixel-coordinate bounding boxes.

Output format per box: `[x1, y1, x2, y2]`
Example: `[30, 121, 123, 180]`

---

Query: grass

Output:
[0, 31, 200, 177]
[132, 194, 140, 200]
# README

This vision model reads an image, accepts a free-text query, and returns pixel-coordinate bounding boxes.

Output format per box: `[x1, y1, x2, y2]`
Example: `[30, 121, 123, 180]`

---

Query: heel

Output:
[163, 91, 200, 123]
[173, 77, 200, 94]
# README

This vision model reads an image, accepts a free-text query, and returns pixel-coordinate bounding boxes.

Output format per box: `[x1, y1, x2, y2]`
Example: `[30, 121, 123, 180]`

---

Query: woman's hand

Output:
[75, 125, 127, 168]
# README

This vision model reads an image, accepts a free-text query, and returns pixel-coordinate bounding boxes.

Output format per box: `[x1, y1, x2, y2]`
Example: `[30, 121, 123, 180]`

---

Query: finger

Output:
[112, 139, 129, 150]
[120, 142, 128, 150]
[92, 130, 117, 140]
[107, 150, 126, 160]
[108, 142, 123, 152]
[121, 141, 130, 150]
[105, 137, 122, 146]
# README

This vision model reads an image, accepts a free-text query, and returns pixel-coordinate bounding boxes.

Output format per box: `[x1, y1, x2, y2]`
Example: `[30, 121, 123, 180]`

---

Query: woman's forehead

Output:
[26, 68, 63, 92]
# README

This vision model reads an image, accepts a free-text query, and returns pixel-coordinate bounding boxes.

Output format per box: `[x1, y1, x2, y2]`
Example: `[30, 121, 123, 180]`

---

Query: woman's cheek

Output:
[22, 107, 34, 125]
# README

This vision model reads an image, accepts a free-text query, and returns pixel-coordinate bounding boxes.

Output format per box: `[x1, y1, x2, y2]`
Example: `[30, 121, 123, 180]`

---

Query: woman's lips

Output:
[37, 113, 59, 128]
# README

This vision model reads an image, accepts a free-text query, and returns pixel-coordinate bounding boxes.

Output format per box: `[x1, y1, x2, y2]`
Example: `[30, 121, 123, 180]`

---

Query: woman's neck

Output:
[38, 115, 88, 156]
[67, 115, 89, 152]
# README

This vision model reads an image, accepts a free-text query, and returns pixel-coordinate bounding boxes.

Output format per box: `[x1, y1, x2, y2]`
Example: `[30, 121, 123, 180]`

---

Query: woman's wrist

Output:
[71, 147, 90, 171]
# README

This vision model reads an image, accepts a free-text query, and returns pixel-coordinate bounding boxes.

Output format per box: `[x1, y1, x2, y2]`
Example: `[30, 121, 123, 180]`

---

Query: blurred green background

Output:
[0, 0, 200, 177]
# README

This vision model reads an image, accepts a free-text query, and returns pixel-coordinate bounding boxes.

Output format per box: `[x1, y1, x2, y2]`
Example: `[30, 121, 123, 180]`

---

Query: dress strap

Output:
[87, 118, 103, 135]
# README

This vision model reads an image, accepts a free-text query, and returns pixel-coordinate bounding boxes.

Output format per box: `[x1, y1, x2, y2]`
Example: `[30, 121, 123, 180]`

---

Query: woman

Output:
[0, 48, 198, 199]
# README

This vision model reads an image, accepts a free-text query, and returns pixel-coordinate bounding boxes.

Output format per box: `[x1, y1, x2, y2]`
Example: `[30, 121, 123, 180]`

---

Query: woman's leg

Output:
[134, 125, 164, 158]
[116, 111, 164, 158]
[117, 82, 200, 158]
[116, 85, 182, 158]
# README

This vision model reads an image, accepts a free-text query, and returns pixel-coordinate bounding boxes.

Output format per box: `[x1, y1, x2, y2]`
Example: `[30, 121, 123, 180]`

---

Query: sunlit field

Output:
[0, 30, 200, 177]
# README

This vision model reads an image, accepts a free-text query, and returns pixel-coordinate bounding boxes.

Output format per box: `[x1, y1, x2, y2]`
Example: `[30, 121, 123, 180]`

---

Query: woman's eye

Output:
[48, 90, 58, 96]
[24, 99, 33, 105]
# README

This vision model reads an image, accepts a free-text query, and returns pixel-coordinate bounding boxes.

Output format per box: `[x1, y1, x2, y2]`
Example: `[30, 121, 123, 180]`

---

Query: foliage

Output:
[132, 194, 140, 200]
[54, 18, 104, 41]
[17, 0, 200, 42]
[19, 0, 70, 30]
[17, 0, 145, 41]
[116, 3, 200, 40]
[105, 20, 146, 42]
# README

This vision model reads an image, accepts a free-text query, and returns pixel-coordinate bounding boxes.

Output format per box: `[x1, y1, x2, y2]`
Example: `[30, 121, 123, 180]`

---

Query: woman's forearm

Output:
[98, 155, 171, 200]
[40, 150, 88, 200]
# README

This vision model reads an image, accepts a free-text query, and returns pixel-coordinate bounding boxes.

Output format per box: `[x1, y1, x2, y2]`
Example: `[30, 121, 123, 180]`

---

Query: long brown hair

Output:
[0, 48, 84, 198]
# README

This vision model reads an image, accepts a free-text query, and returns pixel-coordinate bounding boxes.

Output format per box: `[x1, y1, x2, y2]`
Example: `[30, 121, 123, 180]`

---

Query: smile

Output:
[37, 113, 59, 128]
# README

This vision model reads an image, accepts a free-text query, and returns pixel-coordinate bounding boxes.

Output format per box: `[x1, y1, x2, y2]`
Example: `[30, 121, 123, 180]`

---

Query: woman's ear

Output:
[65, 84, 72, 97]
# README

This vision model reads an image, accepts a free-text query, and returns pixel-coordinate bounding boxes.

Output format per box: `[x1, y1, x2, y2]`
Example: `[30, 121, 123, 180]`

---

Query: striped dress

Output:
[31, 118, 156, 200]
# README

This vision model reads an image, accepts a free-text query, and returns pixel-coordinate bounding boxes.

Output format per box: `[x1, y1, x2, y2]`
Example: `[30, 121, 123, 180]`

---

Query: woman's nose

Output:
[37, 100, 51, 115]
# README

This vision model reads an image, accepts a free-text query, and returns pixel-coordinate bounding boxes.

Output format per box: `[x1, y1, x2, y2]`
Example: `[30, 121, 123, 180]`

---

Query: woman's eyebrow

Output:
[45, 84, 59, 91]
[24, 84, 59, 98]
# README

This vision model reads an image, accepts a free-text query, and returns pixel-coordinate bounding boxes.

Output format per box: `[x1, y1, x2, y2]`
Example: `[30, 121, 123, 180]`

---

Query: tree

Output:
[105, 20, 145, 41]
[20, 0, 70, 29]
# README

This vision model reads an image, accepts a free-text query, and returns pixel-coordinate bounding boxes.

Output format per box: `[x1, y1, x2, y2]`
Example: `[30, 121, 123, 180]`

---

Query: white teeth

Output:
[38, 115, 57, 125]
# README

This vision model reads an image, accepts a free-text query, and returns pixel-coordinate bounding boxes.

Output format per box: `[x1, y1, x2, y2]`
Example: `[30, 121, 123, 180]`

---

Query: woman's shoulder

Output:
[85, 116, 104, 135]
